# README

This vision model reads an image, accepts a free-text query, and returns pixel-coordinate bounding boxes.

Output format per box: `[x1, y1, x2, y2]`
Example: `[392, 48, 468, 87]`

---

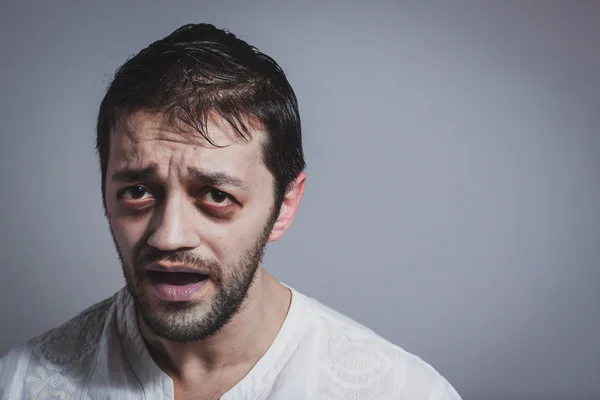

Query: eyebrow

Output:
[111, 165, 159, 184]
[110, 164, 249, 191]
[187, 167, 249, 191]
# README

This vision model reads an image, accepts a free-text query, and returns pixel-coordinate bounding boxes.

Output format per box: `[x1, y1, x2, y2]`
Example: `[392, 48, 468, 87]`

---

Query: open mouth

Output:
[147, 270, 209, 286]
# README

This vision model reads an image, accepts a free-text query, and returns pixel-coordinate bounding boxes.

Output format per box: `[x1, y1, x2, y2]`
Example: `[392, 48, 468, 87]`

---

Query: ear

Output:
[268, 172, 307, 242]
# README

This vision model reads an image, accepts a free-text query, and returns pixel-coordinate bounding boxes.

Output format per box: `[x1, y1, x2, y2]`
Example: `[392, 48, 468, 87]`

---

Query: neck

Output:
[138, 267, 292, 380]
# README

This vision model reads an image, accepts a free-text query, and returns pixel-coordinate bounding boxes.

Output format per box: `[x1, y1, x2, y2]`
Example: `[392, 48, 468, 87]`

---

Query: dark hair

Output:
[96, 23, 305, 212]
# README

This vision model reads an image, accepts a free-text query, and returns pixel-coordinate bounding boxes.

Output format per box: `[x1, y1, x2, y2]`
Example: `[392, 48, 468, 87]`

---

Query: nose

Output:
[146, 194, 201, 251]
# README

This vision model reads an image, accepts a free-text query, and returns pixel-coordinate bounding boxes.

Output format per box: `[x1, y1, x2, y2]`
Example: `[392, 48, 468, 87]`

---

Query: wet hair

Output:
[96, 23, 305, 211]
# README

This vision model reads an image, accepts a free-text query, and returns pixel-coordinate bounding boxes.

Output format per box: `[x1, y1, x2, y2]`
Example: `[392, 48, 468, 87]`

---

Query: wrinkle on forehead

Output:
[109, 110, 268, 176]
[114, 110, 263, 149]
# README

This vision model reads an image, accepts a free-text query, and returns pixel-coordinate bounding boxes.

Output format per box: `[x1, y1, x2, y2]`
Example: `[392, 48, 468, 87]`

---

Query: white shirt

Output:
[0, 286, 461, 399]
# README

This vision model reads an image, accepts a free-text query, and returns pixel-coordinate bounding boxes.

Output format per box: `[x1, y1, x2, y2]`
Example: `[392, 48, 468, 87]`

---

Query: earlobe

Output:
[268, 172, 307, 242]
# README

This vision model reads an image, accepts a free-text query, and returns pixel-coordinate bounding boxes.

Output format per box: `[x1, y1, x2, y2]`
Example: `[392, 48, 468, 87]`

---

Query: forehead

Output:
[107, 111, 267, 179]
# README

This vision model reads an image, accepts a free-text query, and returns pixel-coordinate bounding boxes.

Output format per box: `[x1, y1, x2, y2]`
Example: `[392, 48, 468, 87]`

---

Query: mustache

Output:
[134, 246, 222, 279]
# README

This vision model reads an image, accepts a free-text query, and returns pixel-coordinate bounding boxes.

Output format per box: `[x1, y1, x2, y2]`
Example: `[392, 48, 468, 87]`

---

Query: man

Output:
[0, 23, 460, 399]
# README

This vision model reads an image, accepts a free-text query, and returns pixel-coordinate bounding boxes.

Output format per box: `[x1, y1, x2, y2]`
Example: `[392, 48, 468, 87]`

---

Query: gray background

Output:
[1, 0, 599, 398]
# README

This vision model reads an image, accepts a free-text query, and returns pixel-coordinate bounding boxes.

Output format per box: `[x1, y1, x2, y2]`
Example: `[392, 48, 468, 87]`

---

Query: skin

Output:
[105, 111, 306, 399]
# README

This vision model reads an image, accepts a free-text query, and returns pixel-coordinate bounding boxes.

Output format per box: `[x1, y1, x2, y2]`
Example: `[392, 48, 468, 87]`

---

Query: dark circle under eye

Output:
[210, 189, 228, 203]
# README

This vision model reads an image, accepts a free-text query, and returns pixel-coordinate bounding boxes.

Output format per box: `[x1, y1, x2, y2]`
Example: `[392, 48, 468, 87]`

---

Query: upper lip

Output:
[146, 264, 207, 275]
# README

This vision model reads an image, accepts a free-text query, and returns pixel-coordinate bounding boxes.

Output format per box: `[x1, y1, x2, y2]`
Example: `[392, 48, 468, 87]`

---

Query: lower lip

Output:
[151, 280, 209, 302]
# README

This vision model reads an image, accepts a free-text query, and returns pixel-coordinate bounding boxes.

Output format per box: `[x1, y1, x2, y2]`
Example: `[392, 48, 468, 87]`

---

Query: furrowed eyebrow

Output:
[187, 167, 249, 191]
[111, 165, 159, 184]
[110, 164, 249, 191]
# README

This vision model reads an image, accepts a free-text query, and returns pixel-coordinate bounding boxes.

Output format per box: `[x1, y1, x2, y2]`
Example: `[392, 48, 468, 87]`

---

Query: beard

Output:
[110, 211, 277, 343]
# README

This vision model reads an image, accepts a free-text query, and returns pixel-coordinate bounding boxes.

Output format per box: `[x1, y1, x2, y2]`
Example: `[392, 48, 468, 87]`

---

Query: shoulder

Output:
[0, 294, 117, 399]
[296, 291, 461, 399]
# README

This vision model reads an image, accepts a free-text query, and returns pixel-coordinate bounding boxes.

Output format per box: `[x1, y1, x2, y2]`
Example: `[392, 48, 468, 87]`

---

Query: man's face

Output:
[105, 111, 278, 342]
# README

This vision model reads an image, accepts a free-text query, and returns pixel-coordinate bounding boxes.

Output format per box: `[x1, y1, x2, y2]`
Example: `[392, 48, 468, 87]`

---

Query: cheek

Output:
[110, 216, 148, 256]
[204, 227, 238, 264]
[211, 214, 270, 262]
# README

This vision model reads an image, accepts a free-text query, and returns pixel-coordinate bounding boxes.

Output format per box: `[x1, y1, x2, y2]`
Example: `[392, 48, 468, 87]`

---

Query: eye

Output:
[198, 189, 238, 218]
[119, 185, 151, 201]
[205, 189, 230, 204]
